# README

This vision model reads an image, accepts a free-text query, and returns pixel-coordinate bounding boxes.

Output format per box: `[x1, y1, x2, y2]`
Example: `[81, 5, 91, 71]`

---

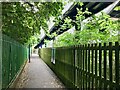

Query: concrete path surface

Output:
[15, 54, 65, 89]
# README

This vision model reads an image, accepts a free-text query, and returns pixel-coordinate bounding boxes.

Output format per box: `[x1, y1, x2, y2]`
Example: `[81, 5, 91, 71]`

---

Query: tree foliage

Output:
[2, 2, 63, 45]
[54, 32, 75, 47]
[53, 2, 120, 47]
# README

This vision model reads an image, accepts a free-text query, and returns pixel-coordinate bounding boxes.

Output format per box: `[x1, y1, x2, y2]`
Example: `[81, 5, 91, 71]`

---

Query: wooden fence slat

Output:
[109, 42, 112, 82]
[104, 43, 107, 88]
[99, 43, 102, 88]
[115, 42, 119, 89]
[91, 44, 94, 89]
[85, 44, 88, 88]
[82, 45, 85, 89]
[99, 43, 102, 78]
[72, 46, 76, 86]
[95, 44, 97, 75]
[95, 44, 98, 88]
[81, 46, 83, 88]
[79, 45, 82, 88]
[91, 44, 94, 74]
[88, 44, 90, 89]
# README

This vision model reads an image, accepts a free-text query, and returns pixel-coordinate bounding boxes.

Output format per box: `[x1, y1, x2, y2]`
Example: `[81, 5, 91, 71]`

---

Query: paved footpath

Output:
[15, 54, 65, 89]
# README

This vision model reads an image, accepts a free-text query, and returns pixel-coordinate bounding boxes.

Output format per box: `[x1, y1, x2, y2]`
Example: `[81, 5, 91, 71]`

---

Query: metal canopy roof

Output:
[34, 1, 120, 49]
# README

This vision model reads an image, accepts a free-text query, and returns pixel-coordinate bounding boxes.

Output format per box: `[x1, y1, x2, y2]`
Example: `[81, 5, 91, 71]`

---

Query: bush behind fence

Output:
[39, 42, 120, 89]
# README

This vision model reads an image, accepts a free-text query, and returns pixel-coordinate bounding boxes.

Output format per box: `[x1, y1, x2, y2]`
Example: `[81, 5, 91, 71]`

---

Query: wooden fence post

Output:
[115, 42, 119, 89]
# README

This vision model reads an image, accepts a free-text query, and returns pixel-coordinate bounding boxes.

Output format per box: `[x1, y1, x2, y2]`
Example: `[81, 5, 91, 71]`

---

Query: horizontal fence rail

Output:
[39, 42, 120, 89]
[1, 34, 28, 90]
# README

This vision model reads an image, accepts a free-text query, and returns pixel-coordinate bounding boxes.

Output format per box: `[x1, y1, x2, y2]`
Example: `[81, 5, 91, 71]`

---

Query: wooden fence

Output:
[39, 42, 120, 89]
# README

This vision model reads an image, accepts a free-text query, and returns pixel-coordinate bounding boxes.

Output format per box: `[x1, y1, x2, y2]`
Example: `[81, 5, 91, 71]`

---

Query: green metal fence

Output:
[2, 34, 28, 90]
[39, 42, 120, 89]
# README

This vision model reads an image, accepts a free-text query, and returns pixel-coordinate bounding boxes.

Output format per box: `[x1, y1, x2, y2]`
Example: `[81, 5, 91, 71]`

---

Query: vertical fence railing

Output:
[2, 34, 28, 90]
[39, 42, 120, 89]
